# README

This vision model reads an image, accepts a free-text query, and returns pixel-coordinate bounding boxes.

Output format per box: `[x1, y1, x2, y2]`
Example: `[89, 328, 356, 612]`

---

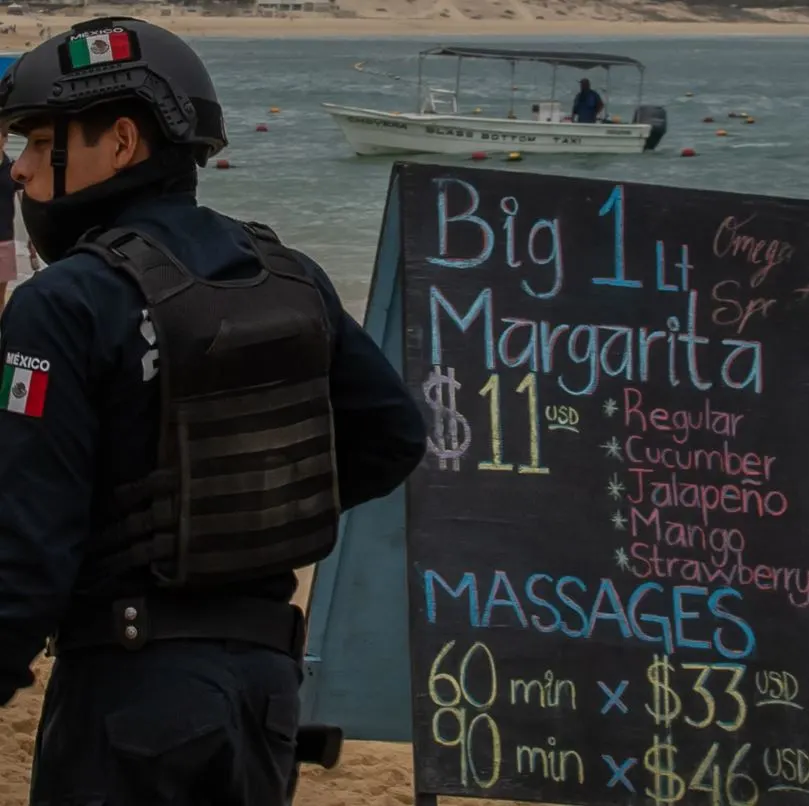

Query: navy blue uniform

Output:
[0, 193, 426, 804]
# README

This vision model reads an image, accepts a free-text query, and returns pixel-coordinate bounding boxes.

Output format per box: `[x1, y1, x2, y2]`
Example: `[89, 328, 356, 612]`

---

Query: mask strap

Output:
[51, 118, 68, 198]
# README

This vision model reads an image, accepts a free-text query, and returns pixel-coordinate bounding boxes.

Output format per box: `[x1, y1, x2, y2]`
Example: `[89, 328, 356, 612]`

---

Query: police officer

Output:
[0, 17, 426, 806]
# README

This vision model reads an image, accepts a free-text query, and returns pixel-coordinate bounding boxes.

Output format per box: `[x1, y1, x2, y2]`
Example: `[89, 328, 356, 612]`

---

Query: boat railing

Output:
[420, 88, 459, 115]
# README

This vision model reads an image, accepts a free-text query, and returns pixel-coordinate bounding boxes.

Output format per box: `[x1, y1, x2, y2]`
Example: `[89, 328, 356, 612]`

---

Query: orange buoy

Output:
[506, 151, 522, 162]
[255, 123, 268, 132]
[681, 147, 697, 157]
[745, 117, 756, 124]
[215, 159, 231, 170]
[716, 129, 728, 137]
[470, 151, 488, 161]
[269, 107, 281, 114]
[703, 116, 714, 123]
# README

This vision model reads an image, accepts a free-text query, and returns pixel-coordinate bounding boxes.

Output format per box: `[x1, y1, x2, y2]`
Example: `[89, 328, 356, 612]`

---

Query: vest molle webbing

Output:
[73, 222, 340, 588]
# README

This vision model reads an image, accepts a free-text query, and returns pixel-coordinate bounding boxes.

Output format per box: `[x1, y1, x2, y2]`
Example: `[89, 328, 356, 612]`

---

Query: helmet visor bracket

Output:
[45, 65, 198, 145]
[0, 65, 197, 146]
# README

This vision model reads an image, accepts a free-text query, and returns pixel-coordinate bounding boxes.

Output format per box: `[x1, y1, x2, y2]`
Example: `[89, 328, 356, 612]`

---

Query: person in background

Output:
[0, 131, 36, 312]
[572, 78, 604, 124]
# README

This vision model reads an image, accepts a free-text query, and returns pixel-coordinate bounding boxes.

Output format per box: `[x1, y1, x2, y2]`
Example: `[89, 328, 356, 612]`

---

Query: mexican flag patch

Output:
[68, 29, 132, 69]
[0, 352, 49, 418]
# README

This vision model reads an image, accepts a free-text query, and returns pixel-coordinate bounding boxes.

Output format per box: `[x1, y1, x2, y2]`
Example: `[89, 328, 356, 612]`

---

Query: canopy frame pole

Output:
[416, 52, 424, 112]
[508, 60, 516, 117]
[637, 66, 645, 107]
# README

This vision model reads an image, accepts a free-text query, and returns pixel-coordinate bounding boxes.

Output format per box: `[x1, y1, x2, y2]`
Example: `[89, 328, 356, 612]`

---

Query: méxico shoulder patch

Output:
[0, 351, 50, 418]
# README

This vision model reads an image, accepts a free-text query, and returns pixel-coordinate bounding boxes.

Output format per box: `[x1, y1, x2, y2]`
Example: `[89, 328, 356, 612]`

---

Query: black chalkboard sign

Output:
[399, 161, 809, 806]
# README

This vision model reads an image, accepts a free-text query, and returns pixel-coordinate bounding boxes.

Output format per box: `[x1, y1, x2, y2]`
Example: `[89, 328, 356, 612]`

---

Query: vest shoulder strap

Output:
[239, 219, 280, 243]
[239, 222, 314, 284]
[69, 221, 309, 300]
[70, 227, 196, 305]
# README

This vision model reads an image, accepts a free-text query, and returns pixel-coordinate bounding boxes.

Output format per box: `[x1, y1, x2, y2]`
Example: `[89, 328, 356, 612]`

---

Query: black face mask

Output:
[21, 148, 198, 265]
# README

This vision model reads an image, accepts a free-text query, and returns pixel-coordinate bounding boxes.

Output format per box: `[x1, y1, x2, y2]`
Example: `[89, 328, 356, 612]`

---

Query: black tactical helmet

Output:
[0, 16, 227, 166]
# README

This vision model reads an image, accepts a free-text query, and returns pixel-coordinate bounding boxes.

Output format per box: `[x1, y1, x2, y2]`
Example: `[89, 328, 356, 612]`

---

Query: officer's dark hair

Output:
[75, 100, 166, 152]
[10, 100, 169, 154]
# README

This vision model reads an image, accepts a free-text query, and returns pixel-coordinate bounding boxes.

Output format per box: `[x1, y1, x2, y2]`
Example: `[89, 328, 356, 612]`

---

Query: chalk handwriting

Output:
[763, 747, 809, 794]
[429, 287, 763, 396]
[423, 366, 471, 471]
[427, 178, 562, 301]
[429, 641, 501, 788]
[510, 671, 576, 709]
[422, 569, 756, 660]
[545, 404, 580, 433]
[711, 279, 777, 335]
[756, 671, 802, 710]
[516, 738, 584, 783]
[478, 372, 549, 474]
[712, 213, 795, 287]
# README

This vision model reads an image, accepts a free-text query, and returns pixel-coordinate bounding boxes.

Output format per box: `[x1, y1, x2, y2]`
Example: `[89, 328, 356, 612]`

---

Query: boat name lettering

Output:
[347, 116, 408, 130]
[552, 135, 582, 145]
[480, 133, 537, 143]
[423, 126, 540, 144]
[425, 126, 475, 138]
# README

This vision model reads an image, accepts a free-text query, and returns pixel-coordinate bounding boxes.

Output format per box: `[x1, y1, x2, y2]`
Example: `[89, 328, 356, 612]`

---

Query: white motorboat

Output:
[324, 46, 667, 157]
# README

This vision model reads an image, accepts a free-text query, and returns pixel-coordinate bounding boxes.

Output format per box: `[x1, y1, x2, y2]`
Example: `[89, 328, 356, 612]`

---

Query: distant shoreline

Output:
[3, 12, 809, 51]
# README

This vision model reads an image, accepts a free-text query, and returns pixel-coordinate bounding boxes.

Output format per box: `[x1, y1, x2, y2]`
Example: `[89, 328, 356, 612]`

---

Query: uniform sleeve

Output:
[292, 251, 427, 512]
[0, 283, 97, 703]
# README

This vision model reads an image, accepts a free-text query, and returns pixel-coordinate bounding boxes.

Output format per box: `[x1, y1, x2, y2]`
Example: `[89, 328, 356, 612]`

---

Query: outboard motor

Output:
[633, 105, 667, 151]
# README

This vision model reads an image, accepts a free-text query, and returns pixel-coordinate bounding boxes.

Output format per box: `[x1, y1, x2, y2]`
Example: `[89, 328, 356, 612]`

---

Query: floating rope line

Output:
[353, 59, 418, 84]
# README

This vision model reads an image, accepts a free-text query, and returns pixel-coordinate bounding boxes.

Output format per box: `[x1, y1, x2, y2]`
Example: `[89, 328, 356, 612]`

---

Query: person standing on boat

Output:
[572, 78, 604, 123]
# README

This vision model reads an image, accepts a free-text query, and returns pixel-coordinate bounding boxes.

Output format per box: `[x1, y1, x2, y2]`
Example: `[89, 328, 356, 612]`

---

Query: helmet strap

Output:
[51, 117, 68, 198]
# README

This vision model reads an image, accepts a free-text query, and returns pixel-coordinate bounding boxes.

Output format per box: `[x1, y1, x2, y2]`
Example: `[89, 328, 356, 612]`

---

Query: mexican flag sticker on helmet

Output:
[68, 28, 132, 69]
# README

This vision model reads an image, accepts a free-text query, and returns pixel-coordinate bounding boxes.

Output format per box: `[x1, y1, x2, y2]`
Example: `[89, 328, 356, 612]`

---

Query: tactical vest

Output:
[70, 222, 340, 589]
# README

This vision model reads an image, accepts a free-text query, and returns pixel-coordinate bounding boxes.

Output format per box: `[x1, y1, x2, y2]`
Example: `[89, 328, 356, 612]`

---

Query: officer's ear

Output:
[109, 116, 149, 170]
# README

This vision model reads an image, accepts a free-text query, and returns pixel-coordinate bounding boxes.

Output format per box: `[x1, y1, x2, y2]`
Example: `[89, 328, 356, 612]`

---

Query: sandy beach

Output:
[1, 4, 809, 54]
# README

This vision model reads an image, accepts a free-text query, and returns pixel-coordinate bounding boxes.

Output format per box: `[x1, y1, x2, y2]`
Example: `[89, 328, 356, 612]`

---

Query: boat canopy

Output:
[418, 46, 644, 71]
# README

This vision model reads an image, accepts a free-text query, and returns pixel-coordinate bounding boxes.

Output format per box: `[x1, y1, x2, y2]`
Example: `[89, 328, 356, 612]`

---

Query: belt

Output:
[48, 595, 306, 660]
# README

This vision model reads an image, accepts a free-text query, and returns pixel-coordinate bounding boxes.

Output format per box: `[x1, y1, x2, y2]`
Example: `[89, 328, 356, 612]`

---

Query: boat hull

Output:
[323, 103, 654, 157]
